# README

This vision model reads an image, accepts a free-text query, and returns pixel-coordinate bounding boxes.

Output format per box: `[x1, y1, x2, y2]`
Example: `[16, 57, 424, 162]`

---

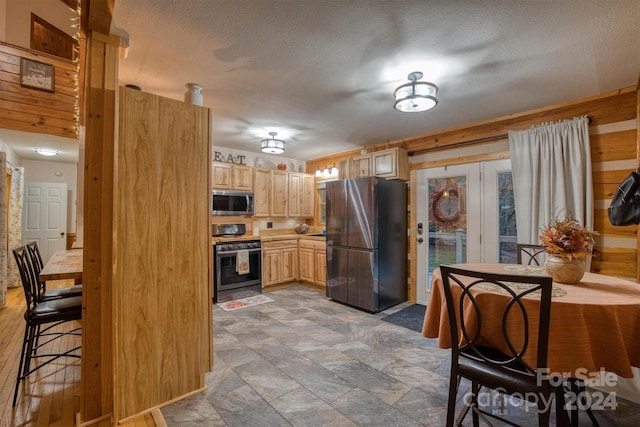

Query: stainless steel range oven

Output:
[212, 224, 262, 303]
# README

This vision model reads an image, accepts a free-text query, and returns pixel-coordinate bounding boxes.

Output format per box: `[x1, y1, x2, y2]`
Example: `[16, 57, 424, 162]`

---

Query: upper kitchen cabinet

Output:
[212, 162, 232, 189]
[288, 172, 315, 218]
[301, 174, 315, 217]
[271, 170, 288, 217]
[253, 168, 288, 218]
[233, 165, 253, 191]
[372, 147, 409, 180]
[338, 147, 409, 181]
[254, 169, 313, 218]
[349, 154, 371, 178]
[288, 172, 302, 217]
[338, 158, 349, 180]
[212, 162, 253, 190]
[253, 168, 271, 217]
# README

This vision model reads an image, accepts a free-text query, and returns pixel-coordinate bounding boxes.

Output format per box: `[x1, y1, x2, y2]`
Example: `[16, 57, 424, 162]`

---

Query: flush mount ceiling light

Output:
[393, 71, 438, 113]
[34, 147, 59, 156]
[261, 131, 285, 154]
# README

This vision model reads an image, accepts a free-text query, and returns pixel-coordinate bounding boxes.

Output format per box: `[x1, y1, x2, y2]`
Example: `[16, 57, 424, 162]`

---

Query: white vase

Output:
[544, 256, 585, 284]
[184, 83, 203, 106]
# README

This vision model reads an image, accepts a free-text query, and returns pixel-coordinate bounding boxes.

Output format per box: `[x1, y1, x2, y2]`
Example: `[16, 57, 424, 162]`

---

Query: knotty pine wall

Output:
[0, 41, 78, 138]
[308, 87, 639, 301]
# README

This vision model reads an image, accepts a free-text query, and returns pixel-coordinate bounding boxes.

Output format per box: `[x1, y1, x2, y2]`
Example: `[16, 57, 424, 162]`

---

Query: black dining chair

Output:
[516, 243, 546, 266]
[26, 241, 82, 302]
[12, 245, 82, 407]
[439, 265, 569, 426]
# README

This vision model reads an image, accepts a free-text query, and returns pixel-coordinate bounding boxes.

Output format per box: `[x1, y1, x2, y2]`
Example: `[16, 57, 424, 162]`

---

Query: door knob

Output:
[417, 237, 424, 243]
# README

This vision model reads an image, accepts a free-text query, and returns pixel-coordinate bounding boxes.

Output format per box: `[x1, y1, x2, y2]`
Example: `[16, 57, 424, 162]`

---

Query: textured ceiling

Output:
[111, 0, 639, 161]
[7, 1, 639, 164]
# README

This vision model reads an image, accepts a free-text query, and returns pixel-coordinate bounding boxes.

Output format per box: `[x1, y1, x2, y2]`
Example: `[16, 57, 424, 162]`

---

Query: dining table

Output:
[422, 263, 640, 380]
[39, 248, 83, 283]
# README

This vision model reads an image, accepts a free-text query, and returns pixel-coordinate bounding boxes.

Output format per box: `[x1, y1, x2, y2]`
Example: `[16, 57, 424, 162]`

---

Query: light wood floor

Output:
[1, 283, 162, 427]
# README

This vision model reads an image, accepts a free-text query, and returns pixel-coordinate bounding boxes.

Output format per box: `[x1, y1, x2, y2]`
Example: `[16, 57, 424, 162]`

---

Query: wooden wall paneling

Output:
[594, 210, 638, 239]
[592, 169, 637, 188]
[0, 41, 78, 138]
[591, 247, 637, 277]
[396, 88, 637, 154]
[115, 88, 211, 422]
[589, 130, 637, 163]
[80, 30, 118, 423]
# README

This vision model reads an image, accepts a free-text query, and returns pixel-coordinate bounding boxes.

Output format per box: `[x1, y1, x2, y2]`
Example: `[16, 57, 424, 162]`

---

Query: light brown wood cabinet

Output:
[315, 249, 326, 286]
[339, 147, 409, 181]
[212, 162, 254, 190]
[253, 168, 271, 216]
[301, 174, 315, 217]
[233, 165, 253, 191]
[288, 172, 302, 217]
[212, 162, 232, 189]
[338, 158, 349, 180]
[288, 172, 315, 218]
[372, 147, 409, 180]
[254, 169, 314, 218]
[262, 240, 299, 287]
[349, 154, 371, 178]
[298, 246, 315, 283]
[299, 239, 326, 287]
[271, 170, 288, 217]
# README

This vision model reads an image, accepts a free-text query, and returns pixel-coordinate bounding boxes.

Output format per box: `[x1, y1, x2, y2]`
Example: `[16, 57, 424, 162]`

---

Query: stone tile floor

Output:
[161, 285, 640, 426]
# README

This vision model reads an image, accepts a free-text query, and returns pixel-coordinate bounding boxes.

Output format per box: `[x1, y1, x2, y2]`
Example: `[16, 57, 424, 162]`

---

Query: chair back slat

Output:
[26, 241, 46, 300]
[516, 243, 546, 266]
[13, 246, 39, 309]
[440, 265, 553, 378]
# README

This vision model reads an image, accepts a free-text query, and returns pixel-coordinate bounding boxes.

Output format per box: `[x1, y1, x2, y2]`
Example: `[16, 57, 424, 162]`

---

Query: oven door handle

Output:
[216, 248, 262, 255]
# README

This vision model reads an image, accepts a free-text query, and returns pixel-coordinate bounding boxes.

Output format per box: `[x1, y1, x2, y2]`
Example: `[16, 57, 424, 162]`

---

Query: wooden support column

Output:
[80, 30, 119, 423]
[636, 81, 640, 283]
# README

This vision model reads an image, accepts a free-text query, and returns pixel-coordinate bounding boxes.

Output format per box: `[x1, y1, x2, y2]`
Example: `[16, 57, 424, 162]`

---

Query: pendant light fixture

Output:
[394, 71, 438, 113]
[261, 131, 285, 154]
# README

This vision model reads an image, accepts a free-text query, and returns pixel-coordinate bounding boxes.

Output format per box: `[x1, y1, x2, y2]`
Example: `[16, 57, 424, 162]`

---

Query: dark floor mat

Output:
[381, 304, 426, 332]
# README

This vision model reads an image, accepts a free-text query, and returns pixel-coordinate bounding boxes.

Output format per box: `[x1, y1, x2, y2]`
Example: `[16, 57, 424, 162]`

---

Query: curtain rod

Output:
[6, 160, 19, 171]
[407, 116, 592, 157]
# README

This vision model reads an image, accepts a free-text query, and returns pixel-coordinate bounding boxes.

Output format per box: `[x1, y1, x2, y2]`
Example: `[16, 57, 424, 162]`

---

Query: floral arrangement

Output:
[539, 214, 598, 261]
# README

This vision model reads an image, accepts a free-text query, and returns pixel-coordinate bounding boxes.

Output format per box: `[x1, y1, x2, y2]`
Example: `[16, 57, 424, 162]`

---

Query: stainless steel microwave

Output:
[211, 190, 254, 216]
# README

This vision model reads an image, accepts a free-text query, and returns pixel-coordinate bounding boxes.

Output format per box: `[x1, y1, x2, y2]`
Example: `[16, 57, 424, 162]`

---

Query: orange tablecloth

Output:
[422, 263, 640, 378]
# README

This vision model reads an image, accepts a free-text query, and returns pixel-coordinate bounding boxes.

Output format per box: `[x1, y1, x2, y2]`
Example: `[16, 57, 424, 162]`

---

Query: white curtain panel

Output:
[7, 166, 24, 289]
[508, 116, 593, 245]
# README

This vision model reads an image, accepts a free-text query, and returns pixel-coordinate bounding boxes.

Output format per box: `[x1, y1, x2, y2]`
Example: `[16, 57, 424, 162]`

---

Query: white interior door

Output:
[23, 182, 68, 263]
[415, 160, 514, 304]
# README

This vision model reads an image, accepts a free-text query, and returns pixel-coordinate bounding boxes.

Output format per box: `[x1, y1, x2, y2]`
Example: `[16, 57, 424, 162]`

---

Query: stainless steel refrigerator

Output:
[326, 177, 407, 312]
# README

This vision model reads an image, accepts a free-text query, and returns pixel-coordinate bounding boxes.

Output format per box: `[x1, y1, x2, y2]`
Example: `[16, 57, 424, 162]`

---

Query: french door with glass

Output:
[415, 159, 516, 304]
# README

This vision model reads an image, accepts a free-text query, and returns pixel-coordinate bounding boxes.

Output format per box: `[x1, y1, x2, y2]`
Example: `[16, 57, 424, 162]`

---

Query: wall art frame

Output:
[20, 57, 55, 92]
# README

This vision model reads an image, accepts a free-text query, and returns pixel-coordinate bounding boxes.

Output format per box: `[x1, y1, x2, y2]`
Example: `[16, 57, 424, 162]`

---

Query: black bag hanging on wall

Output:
[608, 167, 640, 226]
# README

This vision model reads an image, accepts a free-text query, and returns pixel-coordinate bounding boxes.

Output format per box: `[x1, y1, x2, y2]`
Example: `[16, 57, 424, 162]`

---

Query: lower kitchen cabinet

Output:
[299, 247, 315, 282]
[262, 240, 298, 287]
[315, 249, 326, 286]
[299, 239, 326, 287]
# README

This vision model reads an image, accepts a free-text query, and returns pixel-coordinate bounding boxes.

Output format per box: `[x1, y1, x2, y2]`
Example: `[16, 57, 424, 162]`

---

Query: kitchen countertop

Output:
[212, 233, 326, 244]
